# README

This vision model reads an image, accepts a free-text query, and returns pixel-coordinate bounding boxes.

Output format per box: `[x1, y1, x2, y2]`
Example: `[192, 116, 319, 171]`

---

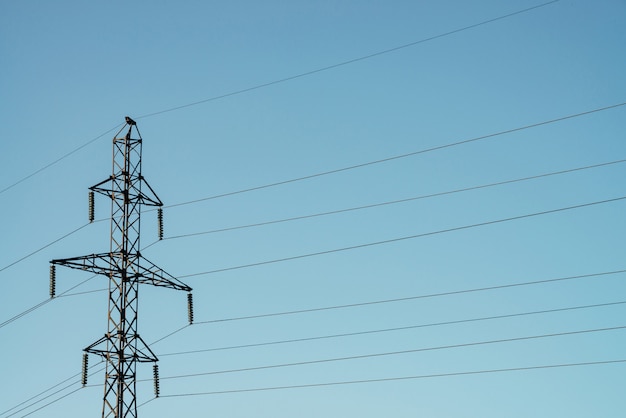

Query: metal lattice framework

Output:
[51, 117, 192, 418]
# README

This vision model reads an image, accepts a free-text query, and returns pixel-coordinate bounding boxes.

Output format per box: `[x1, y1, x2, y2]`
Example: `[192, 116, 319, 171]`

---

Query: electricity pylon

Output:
[50, 117, 192, 418]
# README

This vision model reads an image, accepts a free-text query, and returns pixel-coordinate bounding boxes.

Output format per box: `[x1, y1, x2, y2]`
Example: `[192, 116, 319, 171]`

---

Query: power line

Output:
[159, 300, 626, 356]
[136, 0, 560, 120]
[3, 152, 621, 278]
[189, 270, 626, 326]
[151, 325, 191, 345]
[55, 288, 107, 298]
[158, 359, 626, 397]
[162, 159, 626, 241]
[137, 397, 157, 409]
[0, 299, 51, 331]
[4, 154, 620, 276]
[162, 102, 626, 210]
[3, 254, 622, 407]
[13, 300, 623, 416]
[17, 387, 83, 418]
[0, 275, 98, 330]
[151, 326, 626, 380]
[3, 319, 181, 418]
[0, 223, 90, 274]
[7, 152, 626, 272]
[0, 124, 122, 196]
[9, 254, 623, 414]
[178, 196, 626, 278]
[3, 162, 614, 365]
[1, 365, 104, 418]
[0, 0, 560, 198]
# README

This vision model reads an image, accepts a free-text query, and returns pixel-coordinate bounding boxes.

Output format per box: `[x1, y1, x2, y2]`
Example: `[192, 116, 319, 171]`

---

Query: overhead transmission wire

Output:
[0, 155, 621, 330]
[1, 364, 104, 418]
[9, 274, 626, 416]
[183, 270, 626, 328]
[1, 153, 620, 327]
[14, 387, 83, 418]
[146, 326, 626, 381]
[2, 197, 626, 404]
[178, 196, 626, 279]
[97, 200, 626, 339]
[135, 0, 559, 119]
[160, 158, 626, 242]
[0, 124, 123, 196]
[160, 300, 626, 357]
[16, 302, 626, 415]
[0, 274, 98, 330]
[0, 0, 559, 197]
[4, 159, 622, 333]
[5, 267, 624, 356]
[2, 317, 179, 418]
[2, 103, 624, 274]
[137, 270, 626, 349]
[0, 223, 90, 273]
[4, 159, 614, 390]
[157, 360, 626, 398]
[26, 307, 625, 412]
[161, 102, 626, 210]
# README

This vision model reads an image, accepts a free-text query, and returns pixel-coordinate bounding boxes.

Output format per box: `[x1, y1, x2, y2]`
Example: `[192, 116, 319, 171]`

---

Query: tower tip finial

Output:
[125, 116, 136, 126]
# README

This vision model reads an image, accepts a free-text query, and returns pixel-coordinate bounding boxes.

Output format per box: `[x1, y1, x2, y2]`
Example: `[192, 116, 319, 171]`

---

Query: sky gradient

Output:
[1, 1, 625, 417]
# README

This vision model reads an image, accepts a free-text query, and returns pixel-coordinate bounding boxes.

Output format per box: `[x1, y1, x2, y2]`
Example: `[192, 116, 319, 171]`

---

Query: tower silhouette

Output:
[50, 117, 192, 417]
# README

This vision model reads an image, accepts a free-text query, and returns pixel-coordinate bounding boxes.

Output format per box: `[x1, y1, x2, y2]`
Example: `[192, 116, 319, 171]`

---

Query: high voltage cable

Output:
[162, 102, 626, 210]
[159, 300, 626, 356]
[12, 300, 624, 416]
[0, 275, 98, 330]
[0, 0, 559, 197]
[1, 365, 104, 418]
[161, 159, 626, 241]
[105, 272, 626, 357]
[0, 172, 623, 408]
[0, 124, 122, 196]
[2, 104, 619, 278]
[9, 270, 608, 356]
[184, 271, 626, 326]
[2, 319, 179, 417]
[3, 266, 623, 358]
[5, 155, 622, 276]
[16, 387, 83, 418]
[158, 360, 626, 398]
[151, 324, 191, 345]
[148, 326, 626, 380]
[0, 223, 90, 274]
[56, 288, 106, 298]
[137, 398, 157, 409]
[2, 164, 614, 366]
[74, 271, 626, 350]
[136, 0, 559, 120]
[8, 279, 624, 414]
[178, 196, 626, 278]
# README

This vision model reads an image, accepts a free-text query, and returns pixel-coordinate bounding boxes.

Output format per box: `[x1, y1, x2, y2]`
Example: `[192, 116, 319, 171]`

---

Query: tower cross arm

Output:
[137, 256, 192, 292]
[89, 176, 163, 207]
[50, 253, 120, 276]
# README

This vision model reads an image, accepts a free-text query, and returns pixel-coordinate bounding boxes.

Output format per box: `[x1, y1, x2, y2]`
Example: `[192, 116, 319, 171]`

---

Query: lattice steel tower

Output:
[50, 117, 192, 418]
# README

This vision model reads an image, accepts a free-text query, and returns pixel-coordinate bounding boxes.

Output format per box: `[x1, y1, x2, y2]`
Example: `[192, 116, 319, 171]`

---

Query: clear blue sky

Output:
[1, 1, 625, 417]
